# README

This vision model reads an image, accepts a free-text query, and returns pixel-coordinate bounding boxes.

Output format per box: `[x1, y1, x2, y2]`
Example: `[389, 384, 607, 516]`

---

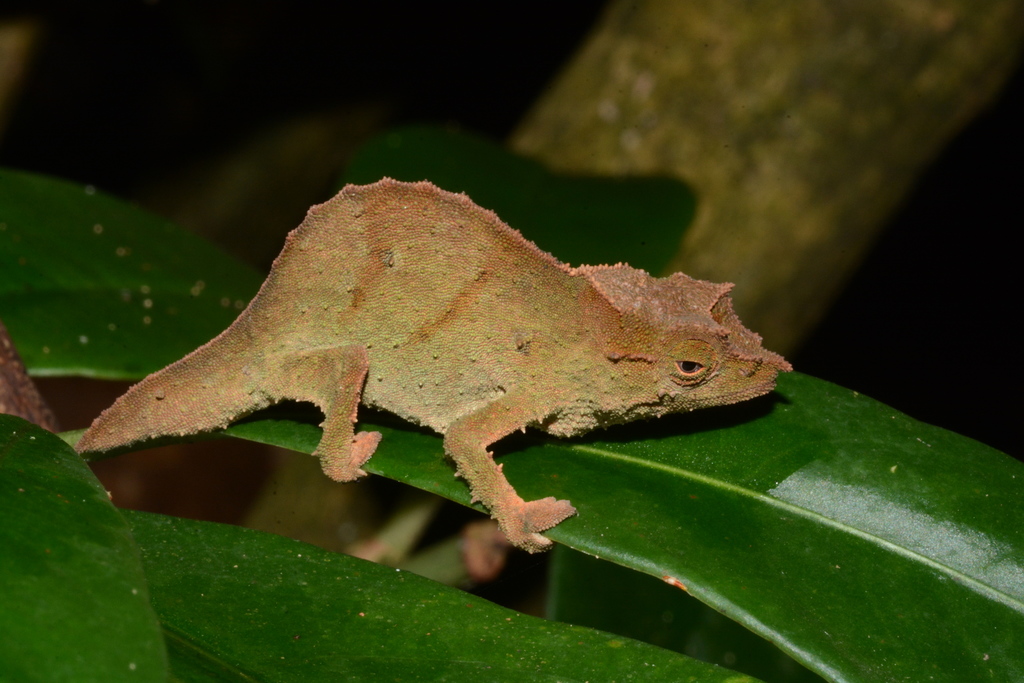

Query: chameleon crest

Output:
[77, 179, 790, 552]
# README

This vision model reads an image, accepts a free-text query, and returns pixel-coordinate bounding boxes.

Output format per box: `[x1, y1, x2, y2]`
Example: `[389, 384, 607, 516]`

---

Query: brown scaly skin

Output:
[77, 179, 791, 552]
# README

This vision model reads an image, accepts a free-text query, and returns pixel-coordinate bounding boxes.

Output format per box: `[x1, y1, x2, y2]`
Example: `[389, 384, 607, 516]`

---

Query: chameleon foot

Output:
[319, 430, 382, 482]
[500, 497, 576, 553]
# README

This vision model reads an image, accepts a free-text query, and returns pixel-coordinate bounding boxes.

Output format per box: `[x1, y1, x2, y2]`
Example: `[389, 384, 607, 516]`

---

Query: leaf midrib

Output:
[569, 443, 1024, 613]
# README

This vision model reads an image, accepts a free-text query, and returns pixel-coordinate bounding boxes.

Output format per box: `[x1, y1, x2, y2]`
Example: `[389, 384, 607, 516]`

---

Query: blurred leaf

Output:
[343, 125, 695, 273]
[212, 372, 1024, 683]
[0, 168, 263, 379]
[125, 509, 760, 682]
[0, 415, 166, 682]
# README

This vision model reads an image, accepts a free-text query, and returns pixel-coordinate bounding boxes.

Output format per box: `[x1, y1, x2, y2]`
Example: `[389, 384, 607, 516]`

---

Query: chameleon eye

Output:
[676, 360, 704, 376]
[669, 340, 716, 385]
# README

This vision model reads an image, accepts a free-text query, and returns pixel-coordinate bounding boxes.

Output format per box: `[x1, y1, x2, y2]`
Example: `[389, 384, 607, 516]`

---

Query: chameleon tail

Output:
[75, 331, 269, 455]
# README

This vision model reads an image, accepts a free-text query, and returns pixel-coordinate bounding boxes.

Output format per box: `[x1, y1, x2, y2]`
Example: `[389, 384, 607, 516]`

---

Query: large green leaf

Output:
[547, 545, 827, 683]
[204, 372, 1023, 682]
[343, 125, 695, 274]
[125, 509, 760, 682]
[0, 415, 166, 682]
[0, 168, 263, 379]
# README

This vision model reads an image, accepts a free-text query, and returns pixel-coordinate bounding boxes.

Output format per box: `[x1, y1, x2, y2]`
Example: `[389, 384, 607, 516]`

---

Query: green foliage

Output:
[547, 547, 828, 683]
[0, 168, 263, 379]
[0, 415, 754, 683]
[2, 135, 1022, 681]
[0, 416, 167, 682]
[221, 371, 1024, 683]
[130, 508, 750, 682]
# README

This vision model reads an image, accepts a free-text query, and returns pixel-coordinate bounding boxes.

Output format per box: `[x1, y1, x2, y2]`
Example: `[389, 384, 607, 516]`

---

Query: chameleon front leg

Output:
[271, 344, 381, 482]
[444, 397, 576, 553]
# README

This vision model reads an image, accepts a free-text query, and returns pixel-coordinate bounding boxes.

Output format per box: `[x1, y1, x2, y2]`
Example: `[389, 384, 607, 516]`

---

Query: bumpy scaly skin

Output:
[76, 179, 791, 552]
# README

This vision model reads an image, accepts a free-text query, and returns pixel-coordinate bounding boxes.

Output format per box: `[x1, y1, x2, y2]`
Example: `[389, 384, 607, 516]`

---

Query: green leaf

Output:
[343, 125, 695, 273]
[0, 168, 263, 379]
[547, 546, 827, 683]
[215, 373, 1024, 682]
[125, 509, 760, 682]
[0, 415, 166, 682]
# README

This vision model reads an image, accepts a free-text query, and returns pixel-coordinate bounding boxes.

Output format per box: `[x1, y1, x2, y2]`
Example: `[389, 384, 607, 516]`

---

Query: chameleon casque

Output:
[76, 179, 791, 552]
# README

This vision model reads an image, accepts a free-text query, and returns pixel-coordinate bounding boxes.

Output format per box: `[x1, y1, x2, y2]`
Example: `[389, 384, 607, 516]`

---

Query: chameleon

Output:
[76, 178, 791, 552]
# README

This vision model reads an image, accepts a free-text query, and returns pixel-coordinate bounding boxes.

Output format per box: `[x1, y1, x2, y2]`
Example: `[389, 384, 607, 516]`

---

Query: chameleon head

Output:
[581, 264, 791, 414]
[654, 293, 792, 411]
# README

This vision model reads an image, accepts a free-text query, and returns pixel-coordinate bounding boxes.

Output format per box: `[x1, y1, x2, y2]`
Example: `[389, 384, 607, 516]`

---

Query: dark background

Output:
[2, 1, 1019, 460]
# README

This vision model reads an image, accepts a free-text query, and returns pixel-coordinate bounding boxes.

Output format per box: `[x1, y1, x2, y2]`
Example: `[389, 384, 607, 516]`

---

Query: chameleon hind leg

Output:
[270, 344, 381, 482]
